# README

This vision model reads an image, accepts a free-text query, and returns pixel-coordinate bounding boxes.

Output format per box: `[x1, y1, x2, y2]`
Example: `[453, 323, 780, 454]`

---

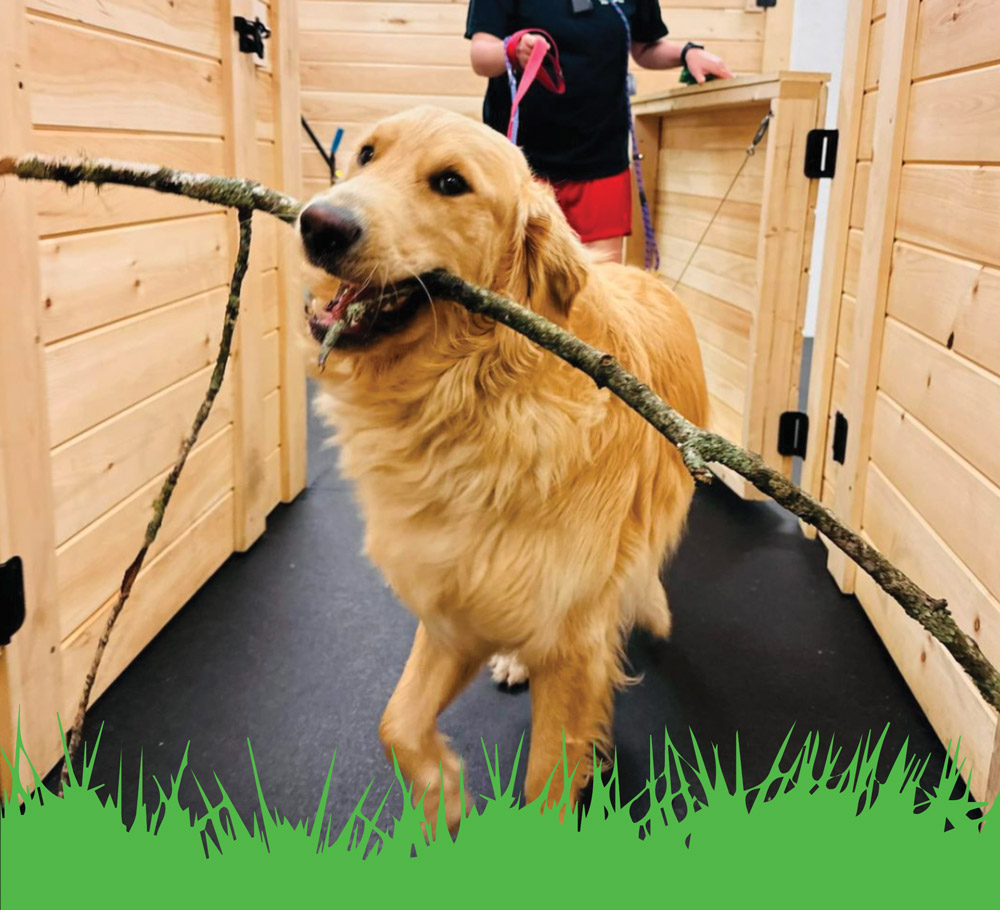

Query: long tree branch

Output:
[4, 154, 997, 721]
[58, 208, 254, 794]
[415, 272, 1000, 710]
[0, 154, 302, 223]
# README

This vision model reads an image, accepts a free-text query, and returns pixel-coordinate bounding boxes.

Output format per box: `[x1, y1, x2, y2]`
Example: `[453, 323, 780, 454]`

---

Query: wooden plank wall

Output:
[298, 0, 794, 201]
[656, 101, 770, 447]
[807, 0, 1000, 801]
[1, 0, 304, 779]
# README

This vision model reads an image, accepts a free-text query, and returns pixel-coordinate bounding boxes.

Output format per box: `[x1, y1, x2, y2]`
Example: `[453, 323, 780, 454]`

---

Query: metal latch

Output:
[234, 16, 270, 60]
[805, 129, 839, 179]
[0, 556, 26, 646]
[832, 412, 849, 465]
[778, 411, 809, 459]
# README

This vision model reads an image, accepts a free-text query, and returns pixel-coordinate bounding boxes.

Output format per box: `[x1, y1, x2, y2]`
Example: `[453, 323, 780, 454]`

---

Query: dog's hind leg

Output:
[379, 622, 486, 839]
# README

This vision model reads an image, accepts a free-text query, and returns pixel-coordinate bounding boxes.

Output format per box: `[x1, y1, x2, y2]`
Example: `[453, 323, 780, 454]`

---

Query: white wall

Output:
[790, 0, 850, 336]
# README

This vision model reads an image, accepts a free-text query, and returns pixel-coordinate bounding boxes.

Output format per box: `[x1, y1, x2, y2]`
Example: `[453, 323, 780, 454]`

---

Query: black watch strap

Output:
[680, 41, 705, 69]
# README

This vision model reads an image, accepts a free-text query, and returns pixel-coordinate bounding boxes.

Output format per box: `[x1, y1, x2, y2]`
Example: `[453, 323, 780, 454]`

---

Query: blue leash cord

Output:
[502, 35, 521, 145]
[610, 1, 659, 270]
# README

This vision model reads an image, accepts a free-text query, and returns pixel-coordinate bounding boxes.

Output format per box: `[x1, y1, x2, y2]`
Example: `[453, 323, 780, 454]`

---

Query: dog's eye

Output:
[431, 170, 470, 197]
[358, 145, 375, 166]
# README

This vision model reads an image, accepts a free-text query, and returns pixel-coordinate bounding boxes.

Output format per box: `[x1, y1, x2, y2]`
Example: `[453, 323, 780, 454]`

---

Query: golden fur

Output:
[300, 107, 708, 835]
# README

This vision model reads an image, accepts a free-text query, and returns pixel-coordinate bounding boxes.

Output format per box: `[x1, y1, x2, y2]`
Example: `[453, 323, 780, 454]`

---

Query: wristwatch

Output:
[680, 41, 705, 69]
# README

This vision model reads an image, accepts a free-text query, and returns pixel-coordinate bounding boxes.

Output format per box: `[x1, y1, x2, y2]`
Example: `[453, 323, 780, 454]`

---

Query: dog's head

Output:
[300, 106, 587, 356]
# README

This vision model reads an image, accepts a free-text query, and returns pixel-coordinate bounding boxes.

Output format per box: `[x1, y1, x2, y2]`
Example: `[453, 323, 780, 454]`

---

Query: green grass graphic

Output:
[2, 715, 996, 904]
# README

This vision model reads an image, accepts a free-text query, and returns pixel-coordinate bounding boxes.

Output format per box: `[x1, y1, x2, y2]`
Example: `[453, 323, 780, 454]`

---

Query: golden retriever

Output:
[298, 106, 708, 836]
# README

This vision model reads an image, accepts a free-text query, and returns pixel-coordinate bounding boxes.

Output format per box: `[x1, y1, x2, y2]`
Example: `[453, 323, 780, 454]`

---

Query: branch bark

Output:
[3, 154, 997, 735]
[58, 208, 254, 794]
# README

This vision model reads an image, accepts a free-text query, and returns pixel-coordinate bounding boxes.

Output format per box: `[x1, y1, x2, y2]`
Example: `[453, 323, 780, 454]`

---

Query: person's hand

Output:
[515, 32, 550, 70]
[686, 48, 734, 83]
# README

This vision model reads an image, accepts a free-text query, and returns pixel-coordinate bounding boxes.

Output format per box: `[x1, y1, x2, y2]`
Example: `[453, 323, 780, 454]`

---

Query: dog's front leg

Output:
[379, 621, 485, 839]
[523, 605, 621, 820]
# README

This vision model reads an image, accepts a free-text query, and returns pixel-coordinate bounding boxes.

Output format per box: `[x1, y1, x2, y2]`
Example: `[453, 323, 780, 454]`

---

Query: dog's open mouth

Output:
[308, 278, 424, 349]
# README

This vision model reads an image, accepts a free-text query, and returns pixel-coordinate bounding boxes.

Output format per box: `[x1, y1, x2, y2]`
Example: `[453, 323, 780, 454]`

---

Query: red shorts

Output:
[545, 170, 633, 243]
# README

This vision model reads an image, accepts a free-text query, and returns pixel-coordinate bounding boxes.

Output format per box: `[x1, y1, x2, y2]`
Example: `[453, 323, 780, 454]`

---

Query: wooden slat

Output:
[680, 282, 753, 365]
[849, 162, 871, 228]
[864, 463, 1000, 669]
[707, 393, 743, 444]
[864, 16, 884, 91]
[871, 392, 1000, 608]
[46, 288, 228, 447]
[660, 147, 766, 203]
[742, 94, 817, 468]
[842, 227, 863, 297]
[660, 241, 756, 311]
[914, 0, 1000, 81]
[28, 0, 223, 58]
[659, 192, 761, 259]
[300, 30, 466, 65]
[56, 427, 233, 637]
[264, 446, 282, 513]
[39, 213, 229, 343]
[256, 67, 275, 140]
[760, 0, 793, 72]
[699, 340, 746, 416]
[301, 89, 480, 123]
[300, 1, 467, 34]
[60, 494, 235, 712]
[906, 66, 1000, 164]
[51, 365, 234, 546]
[887, 242, 1000, 378]
[28, 16, 225, 134]
[836, 294, 855, 361]
[828, 0, 920, 591]
[272, 0, 307, 502]
[659, 104, 773, 150]
[0, 0, 63, 791]
[301, 61, 483, 96]
[226, 0, 267, 550]
[879, 317, 1000, 491]
[261, 268, 280, 332]
[896, 165, 1000, 268]
[801, 0, 874, 517]
[261, 329, 280, 394]
[858, 89, 877, 160]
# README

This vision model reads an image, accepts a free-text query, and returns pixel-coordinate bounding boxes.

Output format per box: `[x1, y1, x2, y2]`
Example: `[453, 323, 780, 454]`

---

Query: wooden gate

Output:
[627, 72, 829, 498]
[0, 0, 306, 791]
[803, 0, 1000, 802]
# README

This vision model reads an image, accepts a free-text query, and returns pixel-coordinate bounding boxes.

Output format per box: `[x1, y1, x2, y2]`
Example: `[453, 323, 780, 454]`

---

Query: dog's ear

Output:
[505, 181, 587, 325]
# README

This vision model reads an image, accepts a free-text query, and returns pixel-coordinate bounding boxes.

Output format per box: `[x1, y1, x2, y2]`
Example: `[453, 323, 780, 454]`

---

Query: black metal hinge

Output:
[756, 0, 777, 7]
[234, 16, 270, 60]
[778, 411, 809, 459]
[0, 556, 26, 647]
[805, 129, 839, 179]
[832, 411, 849, 465]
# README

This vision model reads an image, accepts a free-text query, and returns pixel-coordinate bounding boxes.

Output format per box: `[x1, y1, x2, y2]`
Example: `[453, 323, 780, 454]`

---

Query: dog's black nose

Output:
[300, 202, 363, 260]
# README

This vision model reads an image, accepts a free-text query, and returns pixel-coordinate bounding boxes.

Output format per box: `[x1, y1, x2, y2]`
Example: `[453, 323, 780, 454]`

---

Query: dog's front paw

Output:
[489, 652, 529, 688]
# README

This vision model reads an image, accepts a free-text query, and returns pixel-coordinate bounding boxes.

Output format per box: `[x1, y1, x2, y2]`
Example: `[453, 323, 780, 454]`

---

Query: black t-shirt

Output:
[465, 0, 668, 182]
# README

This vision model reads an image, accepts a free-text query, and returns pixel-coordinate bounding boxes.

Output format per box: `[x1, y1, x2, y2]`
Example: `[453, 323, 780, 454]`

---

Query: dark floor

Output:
[45, 352, 947, 837]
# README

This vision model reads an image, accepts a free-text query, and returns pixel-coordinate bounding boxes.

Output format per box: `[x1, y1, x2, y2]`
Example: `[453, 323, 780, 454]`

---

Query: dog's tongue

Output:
[323, 283, 359, 324]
